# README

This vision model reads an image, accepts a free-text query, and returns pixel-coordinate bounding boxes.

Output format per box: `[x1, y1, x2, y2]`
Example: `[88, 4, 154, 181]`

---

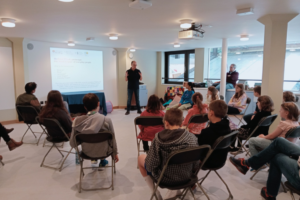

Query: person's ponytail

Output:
[188, 82, 195, 92]
[192, 92, 203, 113]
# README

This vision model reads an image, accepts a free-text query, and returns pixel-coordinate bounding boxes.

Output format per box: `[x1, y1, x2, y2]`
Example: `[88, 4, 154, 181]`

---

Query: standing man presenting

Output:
[215, 64, 239, 91]
[125, 61, 142, 115]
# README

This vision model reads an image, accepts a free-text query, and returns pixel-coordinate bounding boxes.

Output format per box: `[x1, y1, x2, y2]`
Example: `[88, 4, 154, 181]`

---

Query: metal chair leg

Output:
[21, 126, 31, 142]
[188, 187, 196, 200]
[281, 181, 287, 193]
[197, 182, 210, 200]
[250, 167, 263, 180]
[180, 188, 189, 200]
[40, 144, 55, 167]
[214, 170, 233, 200]
[59, 148, 73, 172]
[112, 158, 114, 190]
[0, 160, 4, 166]
[288, 189, 296, 200]
[79, 159, 84, 193]
[29, 126, 37, 138]
[199, 170, 211, 185]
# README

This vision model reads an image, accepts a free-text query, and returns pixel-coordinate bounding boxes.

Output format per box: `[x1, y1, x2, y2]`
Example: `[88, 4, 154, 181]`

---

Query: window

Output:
[164, 50, 195, 84]
[284, 45, 300, 91]
[207, 45, 264, 87]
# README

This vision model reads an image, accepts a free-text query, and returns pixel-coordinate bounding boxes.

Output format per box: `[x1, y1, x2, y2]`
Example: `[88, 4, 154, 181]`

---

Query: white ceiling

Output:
[0, 0, 300, 51]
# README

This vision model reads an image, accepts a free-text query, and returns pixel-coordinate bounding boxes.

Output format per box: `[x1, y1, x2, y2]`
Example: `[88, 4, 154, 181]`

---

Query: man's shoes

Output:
[125, 111, 130, 115]
[7, 139, 23, 151]
[6, 128, 14, 134]
[137, 110, 142, 114]
[260, 187, 276, 200]
[229, 157, 249, 175]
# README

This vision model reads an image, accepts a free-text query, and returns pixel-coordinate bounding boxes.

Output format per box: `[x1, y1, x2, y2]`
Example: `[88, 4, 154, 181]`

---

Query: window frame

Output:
[164, 49, 195, 84]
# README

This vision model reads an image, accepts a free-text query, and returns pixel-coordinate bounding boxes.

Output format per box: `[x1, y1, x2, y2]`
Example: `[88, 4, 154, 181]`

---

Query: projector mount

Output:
[183, 23, 206, 34]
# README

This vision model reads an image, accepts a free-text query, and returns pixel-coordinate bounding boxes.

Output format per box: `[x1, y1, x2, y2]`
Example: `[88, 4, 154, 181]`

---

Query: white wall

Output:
[0, 38, 16, 121]
[22, 40, 118, 106]
[0, 47, 15, 110]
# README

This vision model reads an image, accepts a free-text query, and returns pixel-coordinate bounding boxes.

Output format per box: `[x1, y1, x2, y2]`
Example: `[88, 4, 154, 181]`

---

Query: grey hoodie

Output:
[69, 113, 118, 158]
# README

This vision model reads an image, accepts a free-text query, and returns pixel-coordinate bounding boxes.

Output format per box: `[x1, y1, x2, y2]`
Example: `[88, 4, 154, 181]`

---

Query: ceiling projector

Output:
[129, 0, 152, 10]
[178, 23, 205, 40]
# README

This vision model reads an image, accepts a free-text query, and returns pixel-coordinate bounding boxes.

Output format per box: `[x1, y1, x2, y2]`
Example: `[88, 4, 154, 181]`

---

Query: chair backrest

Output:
[187, 114, 209, 126]
[168, 145, 211, 165]
[37, 117, 69, 139]
[220, 95, 224, 100]
[212, 130, 239, 150]
[258, 114, 278, 127]
[75, 131, 113, 144]
[134, 116, 164, 126]
[16, 105, 40, 124]
[286, 126, 300, 139]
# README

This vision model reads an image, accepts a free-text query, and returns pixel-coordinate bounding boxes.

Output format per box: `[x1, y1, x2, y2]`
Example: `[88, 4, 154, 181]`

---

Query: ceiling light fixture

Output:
[238, 58, 241, 60]
[236, 8, 254, 16]
[59, 0, 74, 2]
[67, 41, 75, 46]
[129, 48, 136, 52]
[1, 18, 16, 28]
[240, 35, 249, 41]
[236, 52, 241, 54]
[174, 43, 180, 48]
[290, 49, 296, 52]
[109, 34, 118, 40]
[180, 19, 192, 29]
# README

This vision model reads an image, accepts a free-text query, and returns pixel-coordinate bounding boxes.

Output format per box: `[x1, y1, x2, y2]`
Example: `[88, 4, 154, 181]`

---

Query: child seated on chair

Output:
[229, 95, 274, 155]
[168, 82, 195, 110]
[138, 95, 165, 151]
[138, 108, 199, 200]
[227, 83, 247, 114]
[248, 102, 299, 157]
[197, 100, 231, 168]
[182, 92, 208, 134]
[69, 93, 119, 167]
[205, 86, 220, 105]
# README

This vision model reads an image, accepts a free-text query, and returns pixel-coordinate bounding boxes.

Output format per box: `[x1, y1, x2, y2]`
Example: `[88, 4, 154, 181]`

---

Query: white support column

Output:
[258, 14, 298, 131]
[220, 38, 228, 100]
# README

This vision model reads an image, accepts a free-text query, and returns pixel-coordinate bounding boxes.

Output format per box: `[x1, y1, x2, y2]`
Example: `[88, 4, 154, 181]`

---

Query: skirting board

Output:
[1, 120, 21, 125]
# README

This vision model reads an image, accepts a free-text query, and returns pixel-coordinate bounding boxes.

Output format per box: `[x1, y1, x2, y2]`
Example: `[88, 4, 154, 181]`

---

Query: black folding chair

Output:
[230, 97, 251, 126]
[199, 131, 238, 200]
[234, 114, 278, 158]
[37, 117, 74, 172]
[250, 126, 300, 182]
[134, 116, 164, 168]
[16, 105, 45, 145]
[186, 114, 209, 132]
[150, 145, 212, 200]
[75, 132, 116, 193]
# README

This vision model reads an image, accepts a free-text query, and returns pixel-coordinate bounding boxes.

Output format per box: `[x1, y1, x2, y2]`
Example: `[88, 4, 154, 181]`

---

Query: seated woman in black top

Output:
[230, 95, 274, 154]
[39, 90, 72, 139]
